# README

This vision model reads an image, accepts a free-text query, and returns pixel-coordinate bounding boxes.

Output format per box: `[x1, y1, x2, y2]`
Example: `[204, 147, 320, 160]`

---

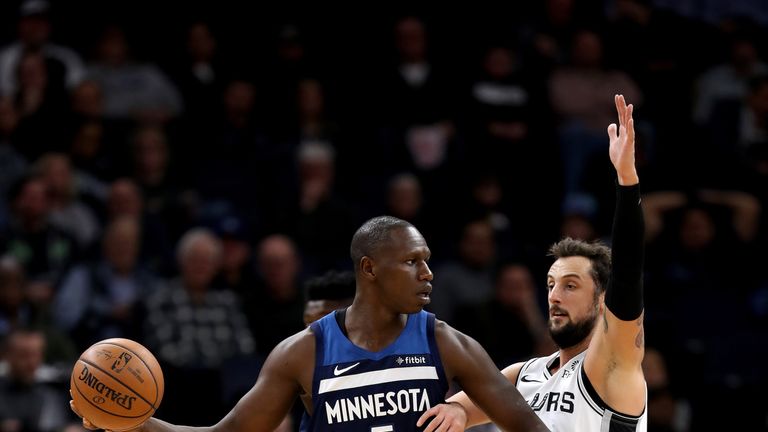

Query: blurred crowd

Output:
[0, 0, 767, 430]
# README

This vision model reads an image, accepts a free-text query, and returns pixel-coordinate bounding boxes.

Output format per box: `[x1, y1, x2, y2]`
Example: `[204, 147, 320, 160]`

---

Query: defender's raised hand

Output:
[607, 94, 638, 186]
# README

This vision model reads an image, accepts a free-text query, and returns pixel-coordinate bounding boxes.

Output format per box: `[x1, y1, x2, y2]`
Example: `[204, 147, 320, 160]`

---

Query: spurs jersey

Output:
[515, 351, 647, 431]
[300, 310, 449, 431]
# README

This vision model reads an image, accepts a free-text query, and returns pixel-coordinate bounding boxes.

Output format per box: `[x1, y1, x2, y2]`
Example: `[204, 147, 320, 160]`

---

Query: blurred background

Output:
[0, 0, 766, 430]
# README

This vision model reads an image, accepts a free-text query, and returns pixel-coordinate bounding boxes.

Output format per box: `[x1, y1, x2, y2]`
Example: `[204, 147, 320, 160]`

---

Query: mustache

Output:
[549, 306, 568, 315]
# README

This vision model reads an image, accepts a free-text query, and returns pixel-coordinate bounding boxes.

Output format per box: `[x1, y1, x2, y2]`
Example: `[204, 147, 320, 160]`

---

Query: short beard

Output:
[549, 311, 598, 349]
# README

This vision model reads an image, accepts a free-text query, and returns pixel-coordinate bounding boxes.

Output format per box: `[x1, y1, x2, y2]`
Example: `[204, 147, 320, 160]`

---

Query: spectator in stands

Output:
[0, 0, 84, 96]
[0, 329, 82, 432]
[86, 25, 182, 123]
[53, 216, 158, 351]
[246, 234, 304, 357]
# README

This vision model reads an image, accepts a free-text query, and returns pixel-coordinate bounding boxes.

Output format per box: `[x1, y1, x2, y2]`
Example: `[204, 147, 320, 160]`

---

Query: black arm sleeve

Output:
[605, 182, 645, 321]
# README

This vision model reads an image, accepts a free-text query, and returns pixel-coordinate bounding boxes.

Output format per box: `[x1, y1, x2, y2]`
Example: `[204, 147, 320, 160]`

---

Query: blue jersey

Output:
[300, 310, 449, 431]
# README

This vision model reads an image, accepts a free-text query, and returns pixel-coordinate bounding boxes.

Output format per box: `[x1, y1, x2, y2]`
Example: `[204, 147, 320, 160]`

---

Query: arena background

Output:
[0, 0, 767, 430]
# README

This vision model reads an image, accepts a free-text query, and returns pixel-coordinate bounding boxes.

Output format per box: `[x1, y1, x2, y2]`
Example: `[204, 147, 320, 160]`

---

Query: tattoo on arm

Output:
[634, 316, 644, 348]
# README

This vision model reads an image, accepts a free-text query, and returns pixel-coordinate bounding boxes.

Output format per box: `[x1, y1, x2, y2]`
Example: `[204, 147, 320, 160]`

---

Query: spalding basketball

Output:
[70, 338, 164, 431]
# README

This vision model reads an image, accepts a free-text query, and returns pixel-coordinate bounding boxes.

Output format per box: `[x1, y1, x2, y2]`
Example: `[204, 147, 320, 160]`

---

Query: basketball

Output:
[70, 338, 164, 431]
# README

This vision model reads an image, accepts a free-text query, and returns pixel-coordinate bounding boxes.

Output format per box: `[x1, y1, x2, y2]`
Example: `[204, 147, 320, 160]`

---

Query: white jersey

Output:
[515, 351, 647, 431]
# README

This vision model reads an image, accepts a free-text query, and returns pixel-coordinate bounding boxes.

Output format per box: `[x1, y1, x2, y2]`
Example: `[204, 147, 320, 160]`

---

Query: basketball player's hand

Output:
[608, 94, 638, 186]
[69, 397, 99, 431]
[416, 401, 467, 432]
[69, 393, 146, 432]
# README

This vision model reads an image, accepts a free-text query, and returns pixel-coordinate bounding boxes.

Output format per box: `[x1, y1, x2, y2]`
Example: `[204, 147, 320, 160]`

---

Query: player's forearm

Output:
[616, 167, 638, 186]
[479, 384, 549, 431]
[605, 183, 645, 321]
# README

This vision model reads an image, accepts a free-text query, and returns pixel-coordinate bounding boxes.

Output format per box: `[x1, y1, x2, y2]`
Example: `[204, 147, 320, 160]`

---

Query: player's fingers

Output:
[422, 415, 443, 432]
[615, 94, 626, 123]
[70, 401, 99, 430]
[627, 119, 635, 142]
[437, 417, 454, 432]
[69, 399, 84, 419]
[416, 407, 437, 427]
[607, 123, 618, 140]
[442, 417, 462, 432]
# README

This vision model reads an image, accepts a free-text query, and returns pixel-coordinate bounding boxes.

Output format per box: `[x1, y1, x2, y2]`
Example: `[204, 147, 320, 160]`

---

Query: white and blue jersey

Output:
[300, 310, 449, 431]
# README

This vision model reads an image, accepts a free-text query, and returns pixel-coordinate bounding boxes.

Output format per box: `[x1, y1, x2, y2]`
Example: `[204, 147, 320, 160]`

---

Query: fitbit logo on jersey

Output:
[78, 365, 137, 409]
[325, 388, 431, 424]
[396, 356, 426, 365]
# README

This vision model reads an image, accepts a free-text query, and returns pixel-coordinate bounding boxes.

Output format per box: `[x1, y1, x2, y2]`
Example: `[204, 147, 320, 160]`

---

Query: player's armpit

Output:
[585, 310, 645, 416]
[597, 309, 645, 366]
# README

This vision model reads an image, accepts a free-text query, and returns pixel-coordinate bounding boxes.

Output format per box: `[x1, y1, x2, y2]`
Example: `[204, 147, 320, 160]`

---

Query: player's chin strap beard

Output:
[549, 311, 598, 349]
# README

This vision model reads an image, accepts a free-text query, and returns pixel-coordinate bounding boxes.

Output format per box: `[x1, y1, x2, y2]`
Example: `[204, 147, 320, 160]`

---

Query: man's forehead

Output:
[548, 256, 592, 277]
[390, 226, 427, 246]
[375, 226, 429, 256]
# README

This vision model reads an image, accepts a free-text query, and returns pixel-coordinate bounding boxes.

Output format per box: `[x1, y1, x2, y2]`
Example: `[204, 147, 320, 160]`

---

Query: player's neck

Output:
[344, 304, 409, 352]
[554, 338, 590, 373]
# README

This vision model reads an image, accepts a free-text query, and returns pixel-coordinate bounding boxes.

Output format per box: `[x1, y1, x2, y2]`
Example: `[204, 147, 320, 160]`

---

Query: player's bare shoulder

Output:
[433, 317, 476, 348]
[432, 317, 450, 333]
[254, 326, 317, 400]
[501, 361, 526, 384]
[432, 317, 460, 347]
[265, 326, 316, 374]
[431, 317, 486, 374]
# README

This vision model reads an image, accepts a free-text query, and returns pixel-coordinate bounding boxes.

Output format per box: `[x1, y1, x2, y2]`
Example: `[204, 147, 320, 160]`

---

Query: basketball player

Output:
[72, 217, 548, 431]
[417, 94, 648, 431]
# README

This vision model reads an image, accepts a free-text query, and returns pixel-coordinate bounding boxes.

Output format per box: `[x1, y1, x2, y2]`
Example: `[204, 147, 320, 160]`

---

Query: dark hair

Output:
[350, 216, 414, 265]
[305, 270, 356, 302]
[548, 237, 611, 294]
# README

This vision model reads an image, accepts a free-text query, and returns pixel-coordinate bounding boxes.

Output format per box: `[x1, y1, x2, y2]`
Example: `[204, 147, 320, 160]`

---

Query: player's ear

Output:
[360, 256, 376, 279]
[597, 291, 606, 313]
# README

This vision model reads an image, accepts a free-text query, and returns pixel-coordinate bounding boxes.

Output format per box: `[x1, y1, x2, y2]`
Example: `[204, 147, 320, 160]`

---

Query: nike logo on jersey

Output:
[333, 362, 361, 376]
[521, 374, 543, 383]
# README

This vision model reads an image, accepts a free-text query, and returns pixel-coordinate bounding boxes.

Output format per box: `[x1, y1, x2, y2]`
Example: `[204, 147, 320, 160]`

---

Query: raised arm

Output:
[72, 330, 314, 432]
[584, 94, 646, 415]
[418, 321, 548, 432]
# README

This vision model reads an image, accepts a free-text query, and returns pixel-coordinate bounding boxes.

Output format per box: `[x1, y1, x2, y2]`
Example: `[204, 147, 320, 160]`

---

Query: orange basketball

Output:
[70, 338, 164, 431]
